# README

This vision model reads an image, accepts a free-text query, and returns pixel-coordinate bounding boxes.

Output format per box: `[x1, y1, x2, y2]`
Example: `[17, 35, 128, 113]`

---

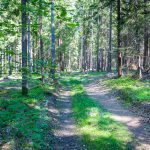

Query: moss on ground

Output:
[0, 80, 53, 150]
[105, 77, 150, 103]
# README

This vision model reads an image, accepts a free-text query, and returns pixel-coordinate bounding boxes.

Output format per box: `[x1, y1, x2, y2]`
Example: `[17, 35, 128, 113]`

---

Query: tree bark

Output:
[80, 34, 84, 71]
[28, 14, 33, 73]
[8, 52, 12, 76]
[117, 0, 122, 77]
[96, 16, 100, 72]
[0, 50, 3, 77]
[143, 0, 148, 69]
[51, 0, 56, 79]
[138, 55, 142, 79]
[21, 0, 28, 95]
[39, 0, 44, 83]
[107, 2, 112, 72]
[32, 39, 35, 72]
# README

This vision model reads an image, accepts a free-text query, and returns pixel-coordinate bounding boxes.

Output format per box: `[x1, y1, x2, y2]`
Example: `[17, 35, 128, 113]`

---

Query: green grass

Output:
[61, 76, 133, 150]
[61, 71, 107, 85]
[0, 82, 53, 149]
[0, 74, 43, 88]
[0, 79, 21, 86]
[105, 77, 150, 103]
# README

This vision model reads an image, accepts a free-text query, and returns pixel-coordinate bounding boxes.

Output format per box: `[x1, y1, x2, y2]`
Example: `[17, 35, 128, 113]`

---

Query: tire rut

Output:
[48, 88, 86, 150]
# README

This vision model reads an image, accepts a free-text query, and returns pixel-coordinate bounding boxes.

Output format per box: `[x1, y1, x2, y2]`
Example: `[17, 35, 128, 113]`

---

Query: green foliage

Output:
[105, 77, 150, 102]
[67, 23, 79, 28]
[61, 75, 133, 150]
[0, 81, 52, 149]
[60, 7, 67, 17]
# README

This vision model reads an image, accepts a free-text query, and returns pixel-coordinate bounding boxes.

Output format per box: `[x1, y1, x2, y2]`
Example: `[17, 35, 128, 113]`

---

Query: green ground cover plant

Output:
[0, 80, 52, 150]
[105, 77, 150, 103]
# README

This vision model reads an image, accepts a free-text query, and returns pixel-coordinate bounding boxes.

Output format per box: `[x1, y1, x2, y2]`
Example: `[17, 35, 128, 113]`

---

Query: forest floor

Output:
[84, 75, 150, 150]
[0, 73, 150, 150]
[0, 77, 54, 150]
[0, 76, 87, 150]
[49, 87, 86, 150]
[60, 72, 150, 150]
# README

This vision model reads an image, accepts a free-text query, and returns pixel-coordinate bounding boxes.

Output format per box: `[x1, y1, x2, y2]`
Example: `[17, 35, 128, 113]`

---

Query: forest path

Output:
[49, 87, 86, 150]
[84, 76, 150, 150]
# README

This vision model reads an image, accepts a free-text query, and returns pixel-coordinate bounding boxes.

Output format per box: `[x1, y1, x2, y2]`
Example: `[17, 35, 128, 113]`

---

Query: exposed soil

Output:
[47, 88, 86, 150]
[84, 76, 150, 150]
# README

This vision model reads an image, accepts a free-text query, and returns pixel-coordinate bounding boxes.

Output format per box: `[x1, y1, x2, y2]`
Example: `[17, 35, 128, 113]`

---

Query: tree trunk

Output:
[33, 34, 38, 73]
[90, 27, 94, 71]
[59, 51, 65, 72]
[96, 16, 100, 72]
[8, 52, 12, 76]
[101, 49, 104, 71]
[90, 0, 94, 71]
[117, 0, 122, 77]
[21, 0, 28, 95]
[107, 2, 112, 72]
[51, 0, 56, 79]
[138, 55, 142, 79]
[39, 0, 44, 83]
[143, 0, 148, 69]
[80, 34, 84, 71]
[4, 50, 6, 77]
[28, 14, 33, 73]
[0, 50, 2, 77]
[68, 49, 71, 72]
[32, 39, 35, 72]
[83, 35, 87, 72]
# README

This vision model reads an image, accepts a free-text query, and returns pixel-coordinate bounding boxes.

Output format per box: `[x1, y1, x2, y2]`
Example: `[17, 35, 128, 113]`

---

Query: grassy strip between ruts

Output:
[61, 76, 133, 150]
[105, 77, 150, 103]
[0, 80, 53, 150]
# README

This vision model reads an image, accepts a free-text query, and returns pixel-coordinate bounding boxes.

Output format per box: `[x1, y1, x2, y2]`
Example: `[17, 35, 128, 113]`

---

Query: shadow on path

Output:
[47, 88, 86, 150]
[85, 77, 150, 150]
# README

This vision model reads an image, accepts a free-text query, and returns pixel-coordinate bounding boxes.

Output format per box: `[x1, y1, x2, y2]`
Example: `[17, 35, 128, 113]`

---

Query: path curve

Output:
[85, 77, 150, 150]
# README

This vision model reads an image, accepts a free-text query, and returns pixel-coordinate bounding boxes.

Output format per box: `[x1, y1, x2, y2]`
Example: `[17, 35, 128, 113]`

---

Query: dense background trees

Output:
[0, 0, 150, 92]
[74, 0, 150, 76]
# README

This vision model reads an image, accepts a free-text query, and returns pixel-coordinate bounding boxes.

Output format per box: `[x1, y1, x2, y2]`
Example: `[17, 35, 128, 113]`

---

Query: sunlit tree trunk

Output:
[28, 14, 33, 73]
[90, 27, 94, 71]
[79, 33, 84, 71]
[96, 16, 100, 72]
[33, 30, 38, 74]
[32, 39, 35, 72]
[0, 51, 2, 77]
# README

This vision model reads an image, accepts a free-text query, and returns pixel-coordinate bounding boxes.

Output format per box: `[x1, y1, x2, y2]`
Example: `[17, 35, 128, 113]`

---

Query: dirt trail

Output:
[85, 76, 150, 150]
[48, 88, 86, 150]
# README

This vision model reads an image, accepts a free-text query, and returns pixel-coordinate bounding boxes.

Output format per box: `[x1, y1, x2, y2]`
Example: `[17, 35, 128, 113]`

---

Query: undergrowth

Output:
[0, 80, 53, 150]
[105, 77, 150, 103]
